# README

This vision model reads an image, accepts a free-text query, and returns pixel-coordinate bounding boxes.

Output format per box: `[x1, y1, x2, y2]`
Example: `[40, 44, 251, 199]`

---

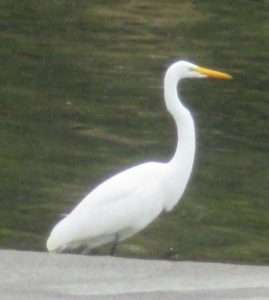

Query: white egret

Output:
[47, 60, 231, 254]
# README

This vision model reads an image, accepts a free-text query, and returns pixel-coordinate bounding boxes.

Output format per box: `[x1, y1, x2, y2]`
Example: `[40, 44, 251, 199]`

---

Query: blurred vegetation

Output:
[0, 0, 268, 264]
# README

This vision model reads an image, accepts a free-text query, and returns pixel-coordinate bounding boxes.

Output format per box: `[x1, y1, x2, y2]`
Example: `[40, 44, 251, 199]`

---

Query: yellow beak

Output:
[194, 66, 232, 80]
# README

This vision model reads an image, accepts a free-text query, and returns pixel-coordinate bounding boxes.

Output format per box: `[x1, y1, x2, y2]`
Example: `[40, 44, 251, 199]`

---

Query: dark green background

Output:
[0, 0, 268, 264]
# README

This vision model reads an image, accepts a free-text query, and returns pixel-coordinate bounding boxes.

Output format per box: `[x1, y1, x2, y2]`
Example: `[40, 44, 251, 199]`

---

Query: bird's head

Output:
[166, 60, 232, 81]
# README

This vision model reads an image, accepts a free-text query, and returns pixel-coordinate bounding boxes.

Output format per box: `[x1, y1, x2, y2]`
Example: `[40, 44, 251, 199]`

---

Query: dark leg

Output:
[110, 234, 119, 256]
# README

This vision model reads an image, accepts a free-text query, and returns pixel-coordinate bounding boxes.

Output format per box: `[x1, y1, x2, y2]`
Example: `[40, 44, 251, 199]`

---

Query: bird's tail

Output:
[46, 228, 63, 252]
[46, 217, 71, 252]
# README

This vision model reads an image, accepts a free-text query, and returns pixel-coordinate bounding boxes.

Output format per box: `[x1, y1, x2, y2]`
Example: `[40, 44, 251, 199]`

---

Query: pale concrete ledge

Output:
[0, 249, 268, 299]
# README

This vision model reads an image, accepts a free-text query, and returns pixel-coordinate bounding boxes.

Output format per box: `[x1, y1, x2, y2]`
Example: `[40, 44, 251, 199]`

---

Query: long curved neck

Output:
[164, 71, 195, 170]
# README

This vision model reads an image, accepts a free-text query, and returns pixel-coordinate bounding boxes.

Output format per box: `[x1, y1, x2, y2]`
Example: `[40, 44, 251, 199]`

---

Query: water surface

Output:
[0, 0, 268, 263]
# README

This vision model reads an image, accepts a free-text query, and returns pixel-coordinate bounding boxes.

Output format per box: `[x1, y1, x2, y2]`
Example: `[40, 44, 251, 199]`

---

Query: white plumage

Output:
[47, 60, 231, 254]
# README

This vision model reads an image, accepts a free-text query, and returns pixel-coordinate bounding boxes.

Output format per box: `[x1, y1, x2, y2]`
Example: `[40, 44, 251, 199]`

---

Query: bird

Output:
[47, 60, 232, 255]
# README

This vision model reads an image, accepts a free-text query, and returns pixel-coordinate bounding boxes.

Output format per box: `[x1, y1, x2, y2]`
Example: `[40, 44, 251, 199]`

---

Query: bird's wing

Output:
[73, 161, 165, 211]
[47, 162, 167, 251]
